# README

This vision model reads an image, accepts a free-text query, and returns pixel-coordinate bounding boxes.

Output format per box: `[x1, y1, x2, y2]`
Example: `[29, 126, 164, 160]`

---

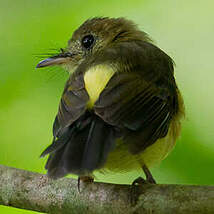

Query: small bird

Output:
[37, 17, 184, 186]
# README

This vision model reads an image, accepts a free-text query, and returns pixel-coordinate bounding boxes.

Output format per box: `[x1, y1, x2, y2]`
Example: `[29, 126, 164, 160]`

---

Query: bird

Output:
[36, 17, 184, 187]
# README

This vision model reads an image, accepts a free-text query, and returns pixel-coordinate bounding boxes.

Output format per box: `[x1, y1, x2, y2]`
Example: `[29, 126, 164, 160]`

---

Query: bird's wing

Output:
[53, 73, 89, 137]
[40, 73, 89, 157]
[94, 72, 176, 154]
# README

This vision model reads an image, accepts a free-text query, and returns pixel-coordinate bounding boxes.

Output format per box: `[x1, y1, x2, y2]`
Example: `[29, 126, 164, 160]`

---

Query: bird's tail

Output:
[40, 113, 116, 179]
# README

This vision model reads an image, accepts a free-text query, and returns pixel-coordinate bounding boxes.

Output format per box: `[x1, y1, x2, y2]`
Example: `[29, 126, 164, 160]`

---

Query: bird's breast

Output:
[84, 64, 116, 108]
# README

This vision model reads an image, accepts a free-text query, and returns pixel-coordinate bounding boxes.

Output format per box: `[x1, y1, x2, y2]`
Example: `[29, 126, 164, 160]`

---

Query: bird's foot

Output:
[132, 175, 156, 186]
[78, 176, 94, 193]
[132, 176, 147, 186]
[130, 176, 156, 205]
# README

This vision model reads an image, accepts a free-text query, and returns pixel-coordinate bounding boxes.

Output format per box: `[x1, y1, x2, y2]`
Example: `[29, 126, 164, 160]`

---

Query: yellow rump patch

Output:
[84, 64, 115, 108]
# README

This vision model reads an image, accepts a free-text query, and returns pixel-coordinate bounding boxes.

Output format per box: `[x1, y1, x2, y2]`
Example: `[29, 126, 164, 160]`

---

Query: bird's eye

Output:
[81, 35, 95, 49]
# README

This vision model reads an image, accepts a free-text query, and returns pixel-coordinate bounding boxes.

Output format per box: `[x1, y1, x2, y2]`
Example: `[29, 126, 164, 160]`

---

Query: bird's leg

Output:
[132, 164, 156, 186]
[142, 164, 156, 184]
[77, 175, 94, 193]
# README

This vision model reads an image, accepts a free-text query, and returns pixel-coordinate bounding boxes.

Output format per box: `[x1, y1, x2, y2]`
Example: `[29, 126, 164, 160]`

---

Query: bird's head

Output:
[36, 17, 150, 73]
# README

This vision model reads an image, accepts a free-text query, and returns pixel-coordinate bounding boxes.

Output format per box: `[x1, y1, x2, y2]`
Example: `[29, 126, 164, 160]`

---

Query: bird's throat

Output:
[84, 64, 115, 108]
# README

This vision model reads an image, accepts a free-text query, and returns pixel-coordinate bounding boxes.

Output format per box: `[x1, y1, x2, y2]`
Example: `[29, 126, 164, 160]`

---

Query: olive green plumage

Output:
[37, 17, 184, 181]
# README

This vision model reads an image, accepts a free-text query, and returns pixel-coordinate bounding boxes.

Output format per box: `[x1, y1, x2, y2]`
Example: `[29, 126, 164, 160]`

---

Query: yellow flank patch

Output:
[104, 118, 181, 173]
[84, 64, 116, 108]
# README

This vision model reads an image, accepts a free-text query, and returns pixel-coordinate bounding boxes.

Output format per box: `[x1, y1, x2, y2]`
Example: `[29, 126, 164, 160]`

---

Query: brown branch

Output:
[0, 164, 214, 214]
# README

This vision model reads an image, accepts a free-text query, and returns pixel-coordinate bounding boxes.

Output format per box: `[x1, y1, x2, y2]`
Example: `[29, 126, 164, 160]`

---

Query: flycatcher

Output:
[37, 17, 184, 185]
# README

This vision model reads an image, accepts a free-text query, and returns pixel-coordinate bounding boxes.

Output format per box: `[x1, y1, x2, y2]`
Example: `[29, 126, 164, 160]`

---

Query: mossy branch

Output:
[0, 164, 214, 214]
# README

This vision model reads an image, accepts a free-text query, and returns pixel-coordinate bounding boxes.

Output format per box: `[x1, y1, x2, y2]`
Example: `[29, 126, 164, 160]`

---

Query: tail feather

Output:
[81, 117, 115, 171]
[42, 114, 116, 179]
[40, 127, 73, 158]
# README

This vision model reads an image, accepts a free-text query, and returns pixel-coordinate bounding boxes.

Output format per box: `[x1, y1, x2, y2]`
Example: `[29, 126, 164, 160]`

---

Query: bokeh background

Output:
[0, 0, 214, 213]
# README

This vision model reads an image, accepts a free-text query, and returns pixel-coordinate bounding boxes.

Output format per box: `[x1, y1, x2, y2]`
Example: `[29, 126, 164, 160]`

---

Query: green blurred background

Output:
[0, 0, 214, 213]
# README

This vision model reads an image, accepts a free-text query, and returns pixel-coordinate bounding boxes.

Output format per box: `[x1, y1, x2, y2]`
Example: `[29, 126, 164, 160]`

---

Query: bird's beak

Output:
[36, 52, 74, 68]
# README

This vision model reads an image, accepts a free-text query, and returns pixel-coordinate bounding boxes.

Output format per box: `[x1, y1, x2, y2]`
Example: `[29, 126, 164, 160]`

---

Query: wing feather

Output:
[94, 72, 175, 154]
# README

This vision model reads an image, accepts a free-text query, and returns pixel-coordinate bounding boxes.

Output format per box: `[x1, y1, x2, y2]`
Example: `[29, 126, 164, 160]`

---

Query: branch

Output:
[0, 165, 214, 214]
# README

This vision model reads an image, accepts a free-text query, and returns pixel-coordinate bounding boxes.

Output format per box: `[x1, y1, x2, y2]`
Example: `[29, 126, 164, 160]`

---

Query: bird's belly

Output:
[84, 64, 115, 108]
